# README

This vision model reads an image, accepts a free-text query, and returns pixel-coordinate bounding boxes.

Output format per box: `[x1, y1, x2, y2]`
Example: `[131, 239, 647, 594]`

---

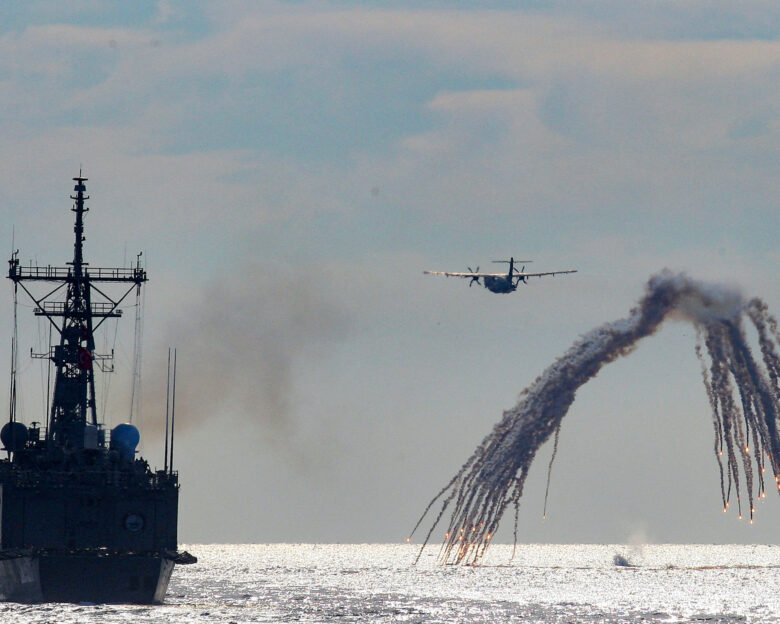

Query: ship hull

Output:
[0, 550, 175, 604]
[0, 553, 41, 602]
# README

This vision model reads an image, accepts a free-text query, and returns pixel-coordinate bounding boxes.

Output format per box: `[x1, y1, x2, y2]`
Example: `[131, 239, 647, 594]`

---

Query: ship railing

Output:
[34, 301, 123, 317]
[7, 468, 178, 489]
[9, 265, 72, 280]
[9, 265, 147, 283]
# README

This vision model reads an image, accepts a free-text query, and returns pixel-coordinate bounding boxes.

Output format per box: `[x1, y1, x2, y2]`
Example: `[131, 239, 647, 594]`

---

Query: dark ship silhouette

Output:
[0, 174, 195, 603]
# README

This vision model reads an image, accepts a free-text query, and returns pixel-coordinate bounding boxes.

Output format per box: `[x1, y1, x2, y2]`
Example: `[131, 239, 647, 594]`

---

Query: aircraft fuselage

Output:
[483, 276, 516, 294]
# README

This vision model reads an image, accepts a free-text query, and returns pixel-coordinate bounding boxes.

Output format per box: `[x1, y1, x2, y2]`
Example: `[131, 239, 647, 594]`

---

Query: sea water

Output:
[1, 543, 779, 623]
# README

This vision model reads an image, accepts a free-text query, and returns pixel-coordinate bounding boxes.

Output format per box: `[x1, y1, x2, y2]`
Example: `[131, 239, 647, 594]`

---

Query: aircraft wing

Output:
[514, 269, 578, 278]
[424, 271, 510, 278]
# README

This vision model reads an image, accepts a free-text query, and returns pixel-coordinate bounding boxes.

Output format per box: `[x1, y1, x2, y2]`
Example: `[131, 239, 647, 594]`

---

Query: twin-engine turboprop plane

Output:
[423, 257, 577, 294]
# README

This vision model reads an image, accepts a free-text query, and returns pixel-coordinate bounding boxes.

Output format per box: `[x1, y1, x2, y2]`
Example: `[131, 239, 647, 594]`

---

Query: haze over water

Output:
[2, 544, 779, 623]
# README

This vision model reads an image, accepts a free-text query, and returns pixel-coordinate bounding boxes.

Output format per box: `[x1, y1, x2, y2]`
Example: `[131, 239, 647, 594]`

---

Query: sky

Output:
[1, 1, 779, 546]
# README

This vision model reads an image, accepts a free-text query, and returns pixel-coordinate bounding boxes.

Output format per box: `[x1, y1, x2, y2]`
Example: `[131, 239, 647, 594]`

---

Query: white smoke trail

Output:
[410, 271, 780, 565]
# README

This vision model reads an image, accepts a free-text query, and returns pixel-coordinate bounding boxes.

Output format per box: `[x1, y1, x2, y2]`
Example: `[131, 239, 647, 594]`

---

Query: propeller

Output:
[514, 265, 528, 285]
[467, 266, 480, 287]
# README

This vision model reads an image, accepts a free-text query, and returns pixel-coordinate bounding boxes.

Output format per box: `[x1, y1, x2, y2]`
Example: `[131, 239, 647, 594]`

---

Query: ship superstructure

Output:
[0, 174, 194, 603]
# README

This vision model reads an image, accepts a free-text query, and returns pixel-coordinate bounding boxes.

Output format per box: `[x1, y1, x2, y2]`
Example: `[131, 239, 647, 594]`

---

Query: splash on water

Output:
[613, 553, 635, 567]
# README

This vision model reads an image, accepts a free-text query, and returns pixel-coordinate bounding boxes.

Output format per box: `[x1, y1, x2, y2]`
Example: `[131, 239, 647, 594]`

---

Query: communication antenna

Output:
[164, 348, 171, 473]
[45, 321, 52, 430]
[129, 251, 145, 424]
[169, 348, 177, 475]
[8, 337, 15, 423]
[8, 251, 19, 427]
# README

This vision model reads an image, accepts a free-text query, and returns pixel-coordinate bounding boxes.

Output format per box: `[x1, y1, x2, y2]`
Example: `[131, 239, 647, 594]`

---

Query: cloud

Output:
[2, 3, 779, 273]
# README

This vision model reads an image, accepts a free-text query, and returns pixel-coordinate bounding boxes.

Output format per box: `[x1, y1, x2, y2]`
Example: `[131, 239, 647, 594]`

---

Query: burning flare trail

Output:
[410, 271, 780, 565]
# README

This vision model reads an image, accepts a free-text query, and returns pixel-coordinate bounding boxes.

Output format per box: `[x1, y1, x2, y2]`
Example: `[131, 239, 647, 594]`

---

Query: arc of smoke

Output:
[410, 271, 780, 565]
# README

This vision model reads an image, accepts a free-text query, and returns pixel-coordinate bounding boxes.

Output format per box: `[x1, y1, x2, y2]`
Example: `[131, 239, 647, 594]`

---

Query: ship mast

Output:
[50, 174, 98, 444]
[8, 174, 147, 451]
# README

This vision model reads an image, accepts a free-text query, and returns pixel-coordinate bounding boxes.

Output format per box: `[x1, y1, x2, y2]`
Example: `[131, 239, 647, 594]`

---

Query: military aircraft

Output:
[423, 257, 577, 294]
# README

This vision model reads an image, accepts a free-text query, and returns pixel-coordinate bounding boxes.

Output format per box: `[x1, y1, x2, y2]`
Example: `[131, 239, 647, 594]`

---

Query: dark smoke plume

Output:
[141, 265, 351, 446]
[410, 271, 780, 565]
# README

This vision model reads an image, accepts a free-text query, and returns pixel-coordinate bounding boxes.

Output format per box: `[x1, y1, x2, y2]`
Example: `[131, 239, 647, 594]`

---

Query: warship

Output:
[0, 174, 195, 603]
